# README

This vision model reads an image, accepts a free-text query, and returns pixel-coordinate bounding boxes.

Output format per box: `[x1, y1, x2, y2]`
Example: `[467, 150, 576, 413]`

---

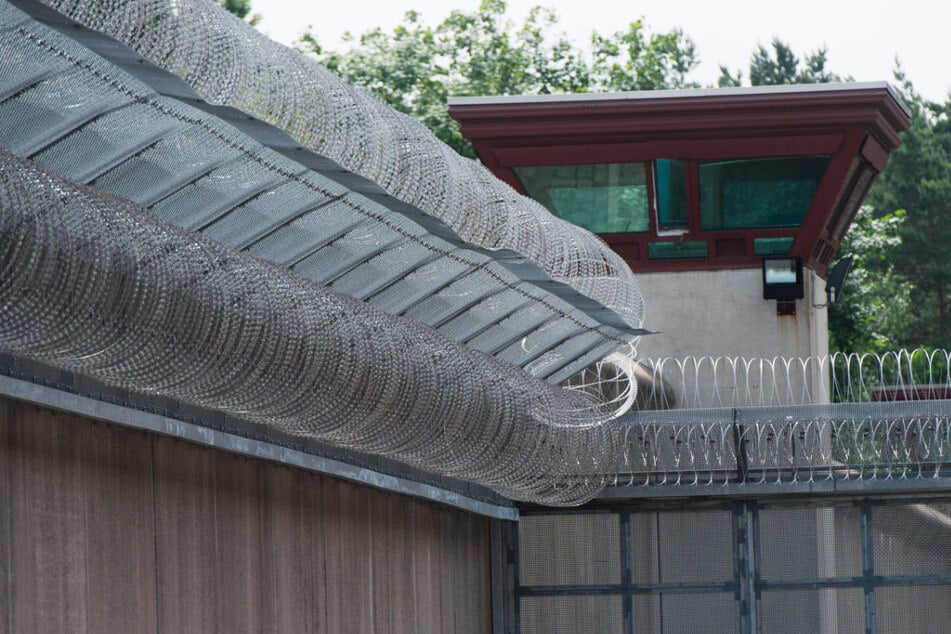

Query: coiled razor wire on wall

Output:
[1, 149, 948, 500]
[0, 0, 640, 404]
[606, 402, 951, 487]
[600, 350, 951, 487]
[0, 149, 622, 506]
[37, 0, 646, 335]
[632, 349, 951, 409]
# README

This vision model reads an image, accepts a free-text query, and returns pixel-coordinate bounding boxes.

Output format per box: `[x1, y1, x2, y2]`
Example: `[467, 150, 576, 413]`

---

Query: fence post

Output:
[491, 518, 520, 634]
[734, 503, 758, 633]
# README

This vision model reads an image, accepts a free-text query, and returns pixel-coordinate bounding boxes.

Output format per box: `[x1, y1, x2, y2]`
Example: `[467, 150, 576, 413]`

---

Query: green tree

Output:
[828, 208, 912, 353]
[718, 38, 848, 87]
[859, 71, 951, 349]
[218, 0, 261, 26]
[589, 20, 697, 92]
[297, 0, 698, 156]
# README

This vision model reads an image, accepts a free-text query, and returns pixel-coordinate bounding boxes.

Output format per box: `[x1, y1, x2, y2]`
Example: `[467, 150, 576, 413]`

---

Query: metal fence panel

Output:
[517, 495, 951, 633]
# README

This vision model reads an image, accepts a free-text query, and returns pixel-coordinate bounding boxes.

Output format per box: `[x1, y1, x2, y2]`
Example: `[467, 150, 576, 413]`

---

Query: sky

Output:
[254, 0, 951, 102]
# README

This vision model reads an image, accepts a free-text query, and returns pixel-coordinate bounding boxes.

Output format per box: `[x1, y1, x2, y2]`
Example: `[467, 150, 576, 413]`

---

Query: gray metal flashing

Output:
[0, 370, 518, 521]
[448, 81, 900, 107]
[598, 476, 951, 502]
[616, 399, 951, 425]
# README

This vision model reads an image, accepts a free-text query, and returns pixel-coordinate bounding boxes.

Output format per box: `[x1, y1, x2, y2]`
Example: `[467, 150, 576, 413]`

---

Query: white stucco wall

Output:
[635, 267, 829, 362]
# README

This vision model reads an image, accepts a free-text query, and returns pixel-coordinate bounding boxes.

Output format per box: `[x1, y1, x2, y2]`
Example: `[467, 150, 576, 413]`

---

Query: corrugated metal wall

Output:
[0, 395, 491, 633]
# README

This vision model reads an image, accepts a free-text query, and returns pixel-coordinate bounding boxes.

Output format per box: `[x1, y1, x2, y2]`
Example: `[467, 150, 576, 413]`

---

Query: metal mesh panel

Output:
[759, 506, 863, 580]
[465, 303, 553, 353]
[329, 242, 435, 300]
[640, 592, 738, 634]
[90, 125, 243, 205]
[759, 588, 864, 634]
[519, 514, 621, 586]
[155, 162, 290, 235]
[33, 103, 188, 184]
[629, 510, 734, 584]
[520, 595, 624, 634]
[366, 255, 470, 315]
[873, 501, 951, 576]
[439, 290, 530, 344]
[829, 506, 865, 578]
[876, 585, 951, 634]
[0, 25, 72, 97]
[0, 68, 130, 155]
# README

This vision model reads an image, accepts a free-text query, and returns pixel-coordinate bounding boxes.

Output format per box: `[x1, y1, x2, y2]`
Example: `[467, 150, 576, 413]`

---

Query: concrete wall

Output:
[636, 267, 829, 362]
[0, 395, 491, 633]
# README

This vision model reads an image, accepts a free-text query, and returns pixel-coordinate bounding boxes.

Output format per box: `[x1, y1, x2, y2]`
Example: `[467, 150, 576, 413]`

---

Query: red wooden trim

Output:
[454, 85, 911, 277]
[872, 385, 951, 401]
[860, 135, 890, 172]
[450, 84, 910, 150]
[497, 166, 527, 194]
[487, 135, 843, 167]
[684, 159, 701, 234]
[795, 130, 866, 273]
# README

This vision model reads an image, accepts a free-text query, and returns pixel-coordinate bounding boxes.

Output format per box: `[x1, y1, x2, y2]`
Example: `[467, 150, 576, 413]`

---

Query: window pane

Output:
[699, 156, 829, 230]
[514, 163, 649, 234]
[648, 241, 708, 260]
[754, 237, 795, 255]
[655, 158, 689, 231]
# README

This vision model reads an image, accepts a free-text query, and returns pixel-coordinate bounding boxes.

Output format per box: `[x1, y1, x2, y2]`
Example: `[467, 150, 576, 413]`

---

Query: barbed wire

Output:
[630, 349, 951, 409]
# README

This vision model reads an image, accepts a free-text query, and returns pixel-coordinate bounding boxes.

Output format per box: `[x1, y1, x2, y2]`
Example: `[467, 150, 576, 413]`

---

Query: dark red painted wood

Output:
[452, 84, 911, 274]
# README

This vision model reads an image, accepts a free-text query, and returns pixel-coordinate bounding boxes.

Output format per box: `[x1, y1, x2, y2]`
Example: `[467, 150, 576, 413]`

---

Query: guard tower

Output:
[450, 83, 910, 361]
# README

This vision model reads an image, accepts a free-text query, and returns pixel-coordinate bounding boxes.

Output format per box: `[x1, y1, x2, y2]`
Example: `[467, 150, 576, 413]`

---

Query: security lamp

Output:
[825, 256, 853, 305]
[762, 256, 804, 301]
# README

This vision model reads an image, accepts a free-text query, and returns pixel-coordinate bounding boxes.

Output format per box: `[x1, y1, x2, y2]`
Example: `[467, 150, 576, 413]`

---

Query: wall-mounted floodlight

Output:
[825, 256, 853, 305]
[762, 256, 804, 301]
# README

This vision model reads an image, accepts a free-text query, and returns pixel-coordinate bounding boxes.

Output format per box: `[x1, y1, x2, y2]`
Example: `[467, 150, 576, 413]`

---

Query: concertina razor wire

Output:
[1, 145, 949, 500]
[37, 0, 646, 337]
[0, 149, 620, 506]
[35, 0, 645, 410]
[1, 146, 948, 502]
[0, 0, 638, 396]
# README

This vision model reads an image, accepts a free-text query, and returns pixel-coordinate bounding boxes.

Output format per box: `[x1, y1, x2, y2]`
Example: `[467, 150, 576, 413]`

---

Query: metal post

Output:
[861, 504, 876, 634]
[620, 511, 634, 634]
[490, 518, 520, 634]
[734, 503, 758, 634]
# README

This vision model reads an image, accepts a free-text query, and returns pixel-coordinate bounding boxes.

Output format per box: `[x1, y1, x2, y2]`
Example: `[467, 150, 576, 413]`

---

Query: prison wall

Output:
[0, 395, 491, 633]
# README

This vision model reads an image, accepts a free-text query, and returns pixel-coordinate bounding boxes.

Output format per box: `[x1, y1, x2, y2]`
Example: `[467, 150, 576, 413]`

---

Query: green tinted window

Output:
[654, 158, 688, 231]
[754, 237, 795, 255]
[648, 241, 708, 260]
[699, 156, 829, 230]
[514, 163, 649, 234]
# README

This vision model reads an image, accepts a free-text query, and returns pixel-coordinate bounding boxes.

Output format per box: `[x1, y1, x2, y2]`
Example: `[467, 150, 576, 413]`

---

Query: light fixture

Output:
[762, 256, 804, 301]
[825, 256, 853, 305]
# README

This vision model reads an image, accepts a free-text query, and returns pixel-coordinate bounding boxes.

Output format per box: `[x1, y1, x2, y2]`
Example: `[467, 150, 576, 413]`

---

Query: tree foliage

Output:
[297, 0, 698, 156]
[718, 38, 848, 87]
[218, 0, 260, 26]
[828, 208, 912, 353]
[855, 71, 951, 350]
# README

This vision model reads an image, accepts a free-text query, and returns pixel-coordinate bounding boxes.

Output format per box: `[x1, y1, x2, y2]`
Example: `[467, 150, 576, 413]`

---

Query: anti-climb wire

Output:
[0, 149, 619, 506]
[37, 0, 646, 336]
